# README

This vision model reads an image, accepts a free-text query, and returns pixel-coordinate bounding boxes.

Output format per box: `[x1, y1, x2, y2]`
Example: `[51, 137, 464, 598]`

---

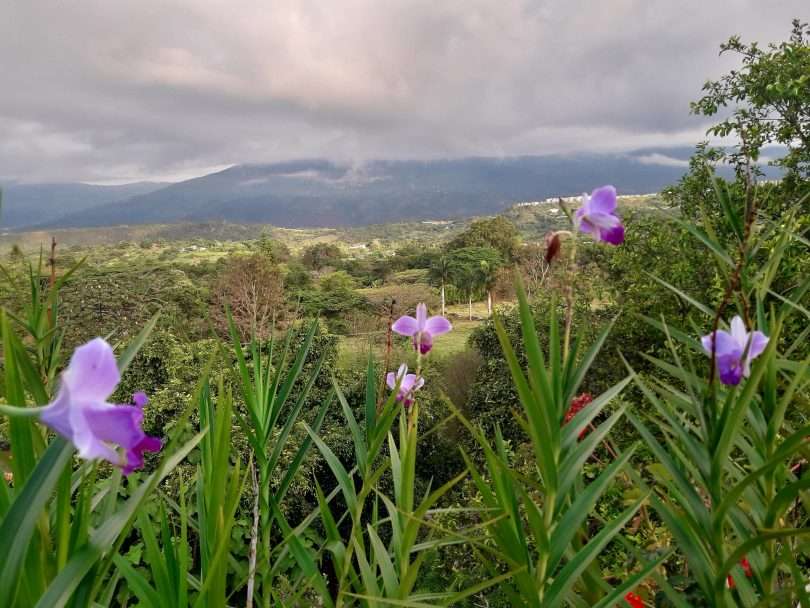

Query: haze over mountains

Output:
[0, 149, 769, 231]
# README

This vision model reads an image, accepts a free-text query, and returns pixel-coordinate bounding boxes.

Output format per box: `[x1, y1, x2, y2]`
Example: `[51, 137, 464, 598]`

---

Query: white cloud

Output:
[635, 153, 690, 168]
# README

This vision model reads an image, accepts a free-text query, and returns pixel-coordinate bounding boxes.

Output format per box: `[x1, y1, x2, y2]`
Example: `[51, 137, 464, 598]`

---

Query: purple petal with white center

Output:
[392, 315, 419, 336]
[424, 316, 452, 336]
[62, 338, 120, 402]
[588, 186, 617, 214]
[386, 372, 397, 390]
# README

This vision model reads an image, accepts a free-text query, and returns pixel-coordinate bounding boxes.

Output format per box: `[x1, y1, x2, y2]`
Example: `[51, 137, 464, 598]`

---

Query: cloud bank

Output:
[0, 1, 804, 182]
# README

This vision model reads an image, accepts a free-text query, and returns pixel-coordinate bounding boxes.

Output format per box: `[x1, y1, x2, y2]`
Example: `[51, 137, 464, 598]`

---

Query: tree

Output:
[211, 253, 285, 340]
[301, 243, 344, 271]
[302, 271, 366, 332]
[513, 242, 552, 299]
[477, 259, 499, 316]
[446, 217, 519, 261]
[255, 234, 291, 263]
[691, 19, 810, 191]
[445, 247, 503, 319]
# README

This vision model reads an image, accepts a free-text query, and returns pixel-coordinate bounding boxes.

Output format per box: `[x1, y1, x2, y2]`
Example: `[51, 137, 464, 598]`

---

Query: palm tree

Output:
[445, 247, 503, 320]
[430, 255, 451, 316]
[478, 259, 499, 316]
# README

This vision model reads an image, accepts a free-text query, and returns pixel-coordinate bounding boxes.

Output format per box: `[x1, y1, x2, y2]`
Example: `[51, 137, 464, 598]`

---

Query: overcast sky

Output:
[0, 1, 805, 184]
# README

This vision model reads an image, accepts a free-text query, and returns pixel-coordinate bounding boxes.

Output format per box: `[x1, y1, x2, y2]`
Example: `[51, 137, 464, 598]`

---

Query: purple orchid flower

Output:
[575, 185, 625, 245]
[392, 303, 452, 354]
[386, 364, 424, 407]
[39, 338, 162, 474]
[701, 315, 769, 386]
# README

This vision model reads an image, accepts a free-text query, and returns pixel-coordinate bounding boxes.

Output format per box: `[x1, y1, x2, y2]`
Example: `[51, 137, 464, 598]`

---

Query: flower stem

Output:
[0, 404, 46, 418]
[562, 227, 579, 363]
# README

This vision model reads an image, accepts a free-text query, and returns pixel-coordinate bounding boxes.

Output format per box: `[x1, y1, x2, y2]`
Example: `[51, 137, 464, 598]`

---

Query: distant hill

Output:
[0, 182, 167, 230]
[4, 150, 780, 230]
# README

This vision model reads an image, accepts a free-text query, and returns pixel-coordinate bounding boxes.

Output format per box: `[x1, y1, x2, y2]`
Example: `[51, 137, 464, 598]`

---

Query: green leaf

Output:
[548, 446, 637, 574]
[0, 438, 73, 605]
[34, 432, 205, 608]
[544, 495, 647, 608]
[303, 422, 357, 513]
[111, 555, 162, 608]
[336, 378, 367, 472]
[590, 550, 673, 608]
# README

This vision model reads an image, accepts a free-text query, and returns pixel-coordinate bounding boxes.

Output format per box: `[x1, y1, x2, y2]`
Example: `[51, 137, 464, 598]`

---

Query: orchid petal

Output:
[730, 316, 748, 346]
[747, 331, 769, 360]
[62, 338, 120, 402]
[414, 332, 433, 354]
[416, 303, 428, 329]
[588, 185, 617, 214]
[84, 404, 146, 449]
[577, 216, 596, 234]
[123, 436, 162, 475]
[584, 211, 621, 230]
[424, 316, 452, 336]
[702, 329, 741, 358]
[392, 315, 419, 336]
[717, 354, 744, 386]
[599, 224, 625, 245]
[39, 386, 75, 441]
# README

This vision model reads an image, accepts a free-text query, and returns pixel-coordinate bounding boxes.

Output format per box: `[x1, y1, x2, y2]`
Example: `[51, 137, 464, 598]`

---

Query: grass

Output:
[335, 314, 483, 369]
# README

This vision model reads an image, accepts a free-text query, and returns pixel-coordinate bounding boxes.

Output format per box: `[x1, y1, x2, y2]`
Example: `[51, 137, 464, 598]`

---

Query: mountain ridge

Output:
[3, 150, 779, 230]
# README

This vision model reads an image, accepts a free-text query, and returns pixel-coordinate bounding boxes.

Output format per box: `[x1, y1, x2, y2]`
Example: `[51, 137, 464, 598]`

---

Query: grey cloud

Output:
[0, 0, 804, 183]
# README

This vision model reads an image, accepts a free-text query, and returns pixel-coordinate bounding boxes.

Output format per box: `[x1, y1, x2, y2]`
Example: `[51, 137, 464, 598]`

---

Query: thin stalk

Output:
[562, 232, 578, 363]
[246, 463, 260, 608]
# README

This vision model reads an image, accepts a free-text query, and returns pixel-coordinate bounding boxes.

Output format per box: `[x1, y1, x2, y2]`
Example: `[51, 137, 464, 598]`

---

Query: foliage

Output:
[625, 180, 810, 605]
[691, 19, 810, 189]
[446, 216, 520, 261]
[454, 280, 665, 607]
[303, 272, 368, 333]
[255, 235, 291, 263]
[302, 243, 345, 271]
[445, 246, 504, 309]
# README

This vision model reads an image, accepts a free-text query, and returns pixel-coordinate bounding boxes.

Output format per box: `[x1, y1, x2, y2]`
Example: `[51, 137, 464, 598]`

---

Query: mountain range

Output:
[1, 150, 769, 231]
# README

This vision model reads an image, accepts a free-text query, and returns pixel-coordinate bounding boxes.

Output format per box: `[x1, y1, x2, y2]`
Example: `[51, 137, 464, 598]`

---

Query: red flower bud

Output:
[563, 393, 594, 440]
[544, 232, 561, 264]
[625, 591, 644, 608]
